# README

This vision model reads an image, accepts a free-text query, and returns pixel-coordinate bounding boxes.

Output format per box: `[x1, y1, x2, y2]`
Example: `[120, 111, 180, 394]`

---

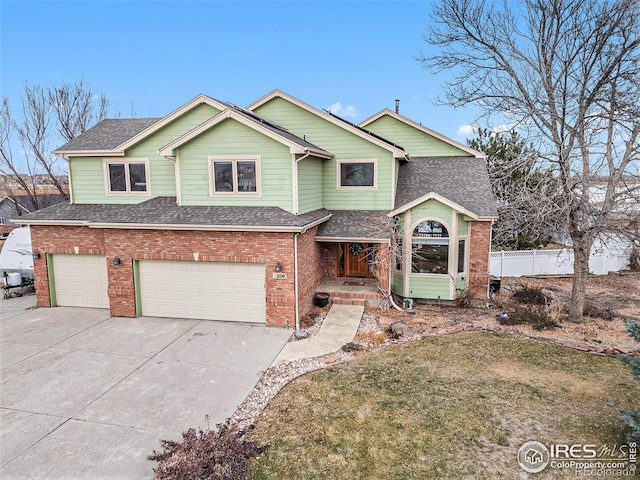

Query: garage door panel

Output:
[138, 260, 265, 323]
[52, 254, 109, 309]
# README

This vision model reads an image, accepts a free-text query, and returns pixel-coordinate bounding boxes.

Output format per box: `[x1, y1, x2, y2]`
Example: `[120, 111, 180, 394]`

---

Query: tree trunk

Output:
[568, 244, 590, 323]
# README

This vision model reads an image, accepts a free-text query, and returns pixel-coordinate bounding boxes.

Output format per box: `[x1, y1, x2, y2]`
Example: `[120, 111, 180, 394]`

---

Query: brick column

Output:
[467, 221, 492, 299]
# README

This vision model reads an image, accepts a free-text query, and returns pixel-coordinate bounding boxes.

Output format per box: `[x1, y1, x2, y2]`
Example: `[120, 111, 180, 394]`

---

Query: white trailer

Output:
[0, 227, 34, 297]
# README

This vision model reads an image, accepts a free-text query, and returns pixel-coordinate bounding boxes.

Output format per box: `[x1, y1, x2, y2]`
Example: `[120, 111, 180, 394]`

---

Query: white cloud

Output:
[457, 124, 476, 137]
[328, 101, 358, 118]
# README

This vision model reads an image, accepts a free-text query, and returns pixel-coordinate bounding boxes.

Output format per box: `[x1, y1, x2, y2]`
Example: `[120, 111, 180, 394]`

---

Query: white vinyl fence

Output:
[490, 236, 633, 277]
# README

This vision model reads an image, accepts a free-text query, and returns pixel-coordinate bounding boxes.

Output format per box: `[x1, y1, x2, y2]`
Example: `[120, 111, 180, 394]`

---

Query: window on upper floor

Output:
[104, 159, 150, 195]
[209, 156, 261, 196]
[337, 159, 377, 189]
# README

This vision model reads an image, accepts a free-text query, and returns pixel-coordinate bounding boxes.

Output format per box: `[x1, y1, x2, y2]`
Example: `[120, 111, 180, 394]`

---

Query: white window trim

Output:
[336, 158, 378, 190]
[103, 158, 151, 196]
[456, 236, 469, 276]
[208, 155, 262, 197]
[410, 217, 452, 276]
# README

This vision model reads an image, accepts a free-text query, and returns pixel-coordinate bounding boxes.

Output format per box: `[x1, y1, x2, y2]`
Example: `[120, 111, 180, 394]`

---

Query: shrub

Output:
[619, 321, 640, 444]
[299, 310, 322, 329]
[583, 303, 615, 321]
[148, 418, 267, 480]
[355, 330, 387, 347]
[498, 305, 560, 331]
[512, 285, 547, 305]
[455, 289, 473, 309]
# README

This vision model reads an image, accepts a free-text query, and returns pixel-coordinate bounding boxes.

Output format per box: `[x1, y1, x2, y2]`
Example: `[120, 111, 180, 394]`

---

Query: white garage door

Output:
[138, 260, 266, 323]
[52, 254, 109, 308]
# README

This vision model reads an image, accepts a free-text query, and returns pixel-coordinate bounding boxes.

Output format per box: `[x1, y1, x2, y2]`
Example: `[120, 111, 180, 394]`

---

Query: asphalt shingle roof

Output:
[18, 196, 331, 229]
[55, 118, 161, 152]
[395, 156, 498, 218]
[316, 210, 392, 240]
[229, 106, 330, 154]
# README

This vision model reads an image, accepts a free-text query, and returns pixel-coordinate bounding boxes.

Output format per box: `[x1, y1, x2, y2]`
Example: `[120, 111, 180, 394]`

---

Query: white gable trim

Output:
[360, 109, 484, 159]
[159, 109, 333, 157]
[115, 94, 229, 152]
[387, 191, 481, 220]
[248, 90, 409, 160]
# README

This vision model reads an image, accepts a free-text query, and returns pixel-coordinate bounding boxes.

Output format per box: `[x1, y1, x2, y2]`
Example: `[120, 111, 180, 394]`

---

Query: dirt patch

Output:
[373, 272, 640, 350]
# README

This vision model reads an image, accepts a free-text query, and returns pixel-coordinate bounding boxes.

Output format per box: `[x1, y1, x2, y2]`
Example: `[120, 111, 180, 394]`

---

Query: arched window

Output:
[412, 220, 449, 274]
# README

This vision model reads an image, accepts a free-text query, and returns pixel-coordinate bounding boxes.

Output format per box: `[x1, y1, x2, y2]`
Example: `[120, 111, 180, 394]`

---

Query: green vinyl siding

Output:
[408, 275, 452, 300]
[457, 214, 469, 236]
[297, 157, 323, 213]
[69, 103, 220, 204]
[365, 114, 470, 157]
[391, 272, 403, 296]
[456, 275, 467, 294]
[255, 97, 394, 210]
[178, 118, 294, 210]
[409, 199, 454, 229]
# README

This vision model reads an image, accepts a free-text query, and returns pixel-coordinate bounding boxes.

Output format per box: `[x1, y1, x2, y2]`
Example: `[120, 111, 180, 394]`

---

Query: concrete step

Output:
[331, 297, 366, 306]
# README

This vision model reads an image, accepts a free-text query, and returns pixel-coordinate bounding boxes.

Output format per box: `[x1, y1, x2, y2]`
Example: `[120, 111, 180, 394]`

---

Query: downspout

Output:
[388, 241, 403, 311]
[162, 153, 180, 205]
[292, 150, 312, 329]
[294, 232, 300, 331]
[293, 151, 312, 215]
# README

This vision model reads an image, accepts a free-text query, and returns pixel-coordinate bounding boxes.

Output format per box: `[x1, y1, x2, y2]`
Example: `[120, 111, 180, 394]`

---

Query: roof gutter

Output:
[15, 215, 333, 232]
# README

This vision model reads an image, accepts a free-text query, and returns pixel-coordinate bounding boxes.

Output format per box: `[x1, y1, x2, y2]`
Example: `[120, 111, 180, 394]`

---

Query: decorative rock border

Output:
[380, 322, 640, 358]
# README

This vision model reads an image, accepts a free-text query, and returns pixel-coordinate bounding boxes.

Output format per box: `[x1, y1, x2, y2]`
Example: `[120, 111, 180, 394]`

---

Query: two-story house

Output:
[16, 90, 497, 327]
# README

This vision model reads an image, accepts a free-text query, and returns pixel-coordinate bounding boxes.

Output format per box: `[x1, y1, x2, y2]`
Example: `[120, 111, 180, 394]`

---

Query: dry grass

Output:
[247, 333, 639, 479]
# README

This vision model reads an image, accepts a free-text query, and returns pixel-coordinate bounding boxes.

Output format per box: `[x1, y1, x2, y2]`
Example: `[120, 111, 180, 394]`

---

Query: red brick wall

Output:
[468, 221, 492, 299]
[296, 227, 325, 318]
[30, 226, 299, 327]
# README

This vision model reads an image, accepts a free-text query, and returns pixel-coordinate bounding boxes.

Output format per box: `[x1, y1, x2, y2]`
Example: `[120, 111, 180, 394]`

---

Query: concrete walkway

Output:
[272, 304, 364, 366]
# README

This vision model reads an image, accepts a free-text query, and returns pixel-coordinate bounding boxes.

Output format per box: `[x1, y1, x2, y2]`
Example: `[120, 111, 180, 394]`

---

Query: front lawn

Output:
[247, 333, 639, 479]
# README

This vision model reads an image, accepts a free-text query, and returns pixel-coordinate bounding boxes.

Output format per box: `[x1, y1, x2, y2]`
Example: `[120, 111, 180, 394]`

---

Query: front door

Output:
[341, 242, 371, 278]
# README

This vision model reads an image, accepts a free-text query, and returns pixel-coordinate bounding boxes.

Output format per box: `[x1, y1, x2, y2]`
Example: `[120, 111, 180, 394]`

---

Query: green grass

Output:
[247, 332, 639, 479]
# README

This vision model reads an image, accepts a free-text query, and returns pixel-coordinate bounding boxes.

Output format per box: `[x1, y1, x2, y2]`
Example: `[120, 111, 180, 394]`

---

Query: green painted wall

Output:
[409, 199, 454, 230]
[456, 276, 467, 294]
[70, 103, 221, 204]
[178, 118, 294, 210]
[297, 157, 324, 213]
[254, 97, 395, 210]
[407, 275, 451, 299]
[391, 272, 403, 296]
[458, 214, 469, 236]
[365, 114, 470, 157]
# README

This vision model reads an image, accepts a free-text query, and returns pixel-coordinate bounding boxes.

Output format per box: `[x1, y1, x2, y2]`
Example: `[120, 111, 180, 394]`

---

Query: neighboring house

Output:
[16, 91, 497, 327]
[0, 196, 30, 227]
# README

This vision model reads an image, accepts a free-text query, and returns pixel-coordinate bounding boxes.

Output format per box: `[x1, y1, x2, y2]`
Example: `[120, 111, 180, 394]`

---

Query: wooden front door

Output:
[343, 242, 371, 278]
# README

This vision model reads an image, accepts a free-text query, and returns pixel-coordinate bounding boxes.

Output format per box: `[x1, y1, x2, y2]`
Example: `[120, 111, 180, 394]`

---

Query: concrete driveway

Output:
[0, 291, 291, 479]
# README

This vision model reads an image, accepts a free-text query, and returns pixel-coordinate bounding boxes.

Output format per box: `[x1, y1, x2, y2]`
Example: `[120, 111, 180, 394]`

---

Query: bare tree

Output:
[50, 79, 109, 142]
[0, 80, 111, 208]
[419, 0, 640, 322]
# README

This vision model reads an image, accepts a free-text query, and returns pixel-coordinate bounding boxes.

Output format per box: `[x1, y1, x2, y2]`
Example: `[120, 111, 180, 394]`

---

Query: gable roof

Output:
[159, 106, 332, 158]
[390, 156, 498, 219]
[360, 108, 483, 158]
[54, 118, 160, 155]
[247, 90, 409, 160]
[54, 94, 230, 157]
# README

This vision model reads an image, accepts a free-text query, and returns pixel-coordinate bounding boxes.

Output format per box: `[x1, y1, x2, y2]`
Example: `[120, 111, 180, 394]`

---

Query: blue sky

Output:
[1, 0, 480, 147]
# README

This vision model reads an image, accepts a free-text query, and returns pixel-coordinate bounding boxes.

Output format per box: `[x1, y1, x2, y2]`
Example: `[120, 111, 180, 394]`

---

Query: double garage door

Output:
[50, 255, 266, 323]
[138, 260, 266, 323]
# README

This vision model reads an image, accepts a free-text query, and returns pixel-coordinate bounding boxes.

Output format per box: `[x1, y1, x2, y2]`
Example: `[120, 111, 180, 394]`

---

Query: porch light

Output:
[32, 252, 41, 260]
[275, 262, 282, 273]
[113, 256, 121, 266]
